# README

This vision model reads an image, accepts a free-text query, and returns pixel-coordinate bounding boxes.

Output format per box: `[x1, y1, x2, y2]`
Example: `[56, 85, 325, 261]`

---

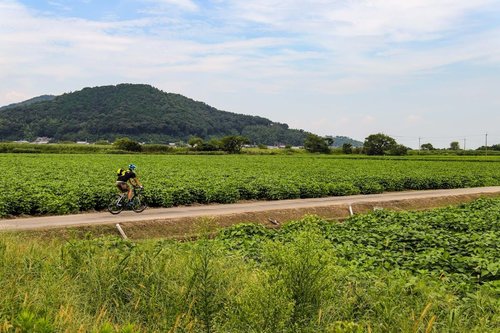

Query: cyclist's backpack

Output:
[116, 168, 126, 177]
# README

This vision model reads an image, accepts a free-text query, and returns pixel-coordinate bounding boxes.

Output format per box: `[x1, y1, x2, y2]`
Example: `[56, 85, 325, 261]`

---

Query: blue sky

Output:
[1, 0, 499, 148]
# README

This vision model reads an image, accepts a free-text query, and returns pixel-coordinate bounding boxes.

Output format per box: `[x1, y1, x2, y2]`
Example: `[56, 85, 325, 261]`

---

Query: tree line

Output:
[302, 133, 499, 155]
[113, 133, 500, 155]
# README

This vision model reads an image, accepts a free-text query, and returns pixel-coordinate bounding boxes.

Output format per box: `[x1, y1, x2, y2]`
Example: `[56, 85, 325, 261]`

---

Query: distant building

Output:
[33, 137, 50, 144]
[76, 141, 89, 145]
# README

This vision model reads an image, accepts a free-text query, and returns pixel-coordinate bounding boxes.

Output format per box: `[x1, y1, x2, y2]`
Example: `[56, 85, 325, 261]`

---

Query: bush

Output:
[342, 143, 353, 154]
[94, 140, 111, 145]
[220, 136, 249, 154]
[389, 144, 409, 156]
[113, 138, 142, 152]
[304, 134, 330, 153]
[141, 144, 173, 153]
[363, 133, 397, 155]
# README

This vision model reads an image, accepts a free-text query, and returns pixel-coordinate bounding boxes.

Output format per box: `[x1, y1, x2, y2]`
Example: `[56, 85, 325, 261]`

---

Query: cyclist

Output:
[116, 164, 143, 204]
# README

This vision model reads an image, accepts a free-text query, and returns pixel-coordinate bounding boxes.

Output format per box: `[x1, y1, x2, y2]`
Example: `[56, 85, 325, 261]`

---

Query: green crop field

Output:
[1, 154, 499, 216]
[0, 198, 499, 332]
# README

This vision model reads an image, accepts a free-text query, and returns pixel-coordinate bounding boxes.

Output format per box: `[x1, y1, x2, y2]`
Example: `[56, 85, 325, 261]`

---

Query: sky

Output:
[1, 0, 499, 148]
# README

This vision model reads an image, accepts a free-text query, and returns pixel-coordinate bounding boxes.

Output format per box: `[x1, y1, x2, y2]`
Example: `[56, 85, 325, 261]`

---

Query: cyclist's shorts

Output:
[116, 181, 128, 192]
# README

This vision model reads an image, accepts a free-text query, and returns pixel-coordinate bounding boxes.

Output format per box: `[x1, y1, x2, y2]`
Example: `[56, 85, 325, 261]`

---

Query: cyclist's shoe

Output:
[126, 201, 134, 208]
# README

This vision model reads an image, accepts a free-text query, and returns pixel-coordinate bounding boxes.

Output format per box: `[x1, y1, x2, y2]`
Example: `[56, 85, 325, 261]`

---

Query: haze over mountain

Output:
[0, 84, 362, 146]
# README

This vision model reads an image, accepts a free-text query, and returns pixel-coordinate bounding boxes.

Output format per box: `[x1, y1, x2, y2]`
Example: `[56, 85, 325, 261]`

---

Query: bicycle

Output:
[108, 186, 147, 215]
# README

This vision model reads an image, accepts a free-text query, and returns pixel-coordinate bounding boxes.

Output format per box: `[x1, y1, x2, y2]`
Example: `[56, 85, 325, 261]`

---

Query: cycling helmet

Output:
[128, 164, 136, 170]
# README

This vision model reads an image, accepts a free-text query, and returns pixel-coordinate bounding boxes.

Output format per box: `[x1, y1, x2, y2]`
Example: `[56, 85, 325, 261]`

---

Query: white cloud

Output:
[144, 0, 198, 12]
[361, 115, 376, 124]
[0, 0, 499, 146]
[407, 114, 422, 124]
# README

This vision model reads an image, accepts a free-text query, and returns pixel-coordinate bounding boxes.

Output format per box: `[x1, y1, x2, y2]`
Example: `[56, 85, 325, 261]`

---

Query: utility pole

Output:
[485, 133, 488, 156]
[418, 137, 421, 154]
[463, 137, 466, 151]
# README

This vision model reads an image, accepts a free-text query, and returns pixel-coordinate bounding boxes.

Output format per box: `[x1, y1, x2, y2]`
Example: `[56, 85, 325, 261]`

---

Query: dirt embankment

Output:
[16, 191, 500, 240]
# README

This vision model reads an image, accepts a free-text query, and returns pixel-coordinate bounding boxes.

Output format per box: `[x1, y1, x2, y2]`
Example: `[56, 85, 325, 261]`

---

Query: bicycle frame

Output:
[108, 186, 146, 214]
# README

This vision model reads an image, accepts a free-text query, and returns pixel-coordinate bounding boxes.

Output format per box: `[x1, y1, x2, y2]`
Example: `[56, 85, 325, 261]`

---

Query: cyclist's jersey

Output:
[117, 170, 136, 182]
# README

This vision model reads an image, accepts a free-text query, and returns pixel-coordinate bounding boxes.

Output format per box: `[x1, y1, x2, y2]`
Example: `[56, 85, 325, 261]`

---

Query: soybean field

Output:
[1, 154, 499, 217]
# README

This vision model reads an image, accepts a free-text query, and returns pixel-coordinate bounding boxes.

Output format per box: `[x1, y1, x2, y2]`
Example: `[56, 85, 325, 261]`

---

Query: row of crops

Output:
[1, 153, 500, 216]
[218, 198, 500, 289]
[0, 198, 498, 331]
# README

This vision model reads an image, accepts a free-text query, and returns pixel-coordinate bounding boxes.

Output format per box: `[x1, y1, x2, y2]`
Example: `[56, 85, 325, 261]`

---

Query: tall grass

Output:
[0, 233, 498, 332]
[1, 198, 500, 331]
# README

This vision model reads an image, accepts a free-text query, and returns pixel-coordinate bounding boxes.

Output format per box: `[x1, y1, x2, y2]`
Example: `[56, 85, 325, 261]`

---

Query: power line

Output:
[384, 132, 499, 150]
[389, 134, 496, 140]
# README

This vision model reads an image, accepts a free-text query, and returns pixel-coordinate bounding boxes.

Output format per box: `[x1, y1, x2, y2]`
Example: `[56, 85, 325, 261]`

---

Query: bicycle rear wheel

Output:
[108, 194, 124, 215]
[131, 196, 147, 213]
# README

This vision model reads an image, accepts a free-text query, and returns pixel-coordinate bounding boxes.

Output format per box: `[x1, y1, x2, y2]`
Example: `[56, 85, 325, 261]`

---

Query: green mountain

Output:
[0, 84, 362, 146]
[0, 84, 313, 145]
[331, 136, 363, 148]
[0, 95, 55, 111]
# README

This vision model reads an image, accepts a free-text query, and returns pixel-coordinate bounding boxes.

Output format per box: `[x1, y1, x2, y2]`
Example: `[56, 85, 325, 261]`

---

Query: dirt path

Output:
[1, 186, 499, 233]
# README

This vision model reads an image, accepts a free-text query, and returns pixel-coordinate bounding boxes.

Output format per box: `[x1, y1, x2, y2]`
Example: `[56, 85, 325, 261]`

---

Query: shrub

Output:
[141, 144, 173, 153]
[113, 138, 142, 152]
[304, 134, 330, 153]
[220, 136, 249, 154]
[363, 133, 397, 155]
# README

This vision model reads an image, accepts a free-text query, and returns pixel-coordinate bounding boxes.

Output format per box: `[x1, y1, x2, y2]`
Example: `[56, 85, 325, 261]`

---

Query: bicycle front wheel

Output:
[131, 196, 147, 213]
[108, 194, 124, 215]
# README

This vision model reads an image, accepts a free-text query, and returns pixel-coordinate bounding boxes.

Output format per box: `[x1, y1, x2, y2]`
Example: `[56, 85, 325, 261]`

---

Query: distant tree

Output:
[342, 143, 353, 154]
[175, 141, 188, 147]
[389, 144, 409, 156]
[207, 138, 221, 150]
[476, 144, 500, 151]
[188, 136, 204, 148]
[304, 134, 331, 153]
[420, 143, 434, 150]
[450, 141, 460, 150]
[220, 135, 249, 153]
[197, 139, 220, 151]
[363, 133, 397, 155]
[113, 137, 142, 152]
[324, 136, 334, 146]
[353, 147, 363, 154]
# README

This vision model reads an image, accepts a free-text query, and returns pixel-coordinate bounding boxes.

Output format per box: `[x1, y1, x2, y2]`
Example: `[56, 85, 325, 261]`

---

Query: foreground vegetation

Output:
[0, 198, 499, 332]
[1, 154, 500, 217]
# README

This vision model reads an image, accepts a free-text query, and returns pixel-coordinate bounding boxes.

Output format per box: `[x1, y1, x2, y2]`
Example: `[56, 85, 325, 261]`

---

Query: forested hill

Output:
[0, 95, 55, 110]
[0, 84, 314, 145]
